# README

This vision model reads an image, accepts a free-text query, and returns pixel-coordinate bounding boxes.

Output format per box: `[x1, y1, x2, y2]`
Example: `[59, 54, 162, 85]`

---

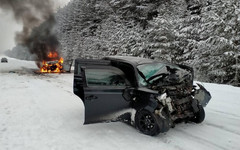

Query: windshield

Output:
[137, 63, 184, 86]
[137, 63, 166, 86]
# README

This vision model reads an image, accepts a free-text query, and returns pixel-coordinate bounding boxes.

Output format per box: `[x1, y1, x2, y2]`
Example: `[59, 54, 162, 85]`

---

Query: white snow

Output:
[1, 56, 240, 150]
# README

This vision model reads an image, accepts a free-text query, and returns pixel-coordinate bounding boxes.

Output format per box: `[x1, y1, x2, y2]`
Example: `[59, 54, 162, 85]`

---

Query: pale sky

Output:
[0, 0, 71, 54]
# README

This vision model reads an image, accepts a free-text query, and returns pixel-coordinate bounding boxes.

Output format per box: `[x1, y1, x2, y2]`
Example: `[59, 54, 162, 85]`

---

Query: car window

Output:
[85, 68, 128, 87]
[137, 63, 184, 86]
[137, 63, 166, 86]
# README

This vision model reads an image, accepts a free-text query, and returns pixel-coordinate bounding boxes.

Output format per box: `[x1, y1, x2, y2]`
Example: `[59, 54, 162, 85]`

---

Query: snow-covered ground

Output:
[0, 56, 240, 150]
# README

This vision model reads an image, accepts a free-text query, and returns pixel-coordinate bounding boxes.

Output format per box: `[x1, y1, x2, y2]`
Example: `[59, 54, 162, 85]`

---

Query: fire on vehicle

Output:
[73, 56, 211, 136]
[39, 52, 64, 73]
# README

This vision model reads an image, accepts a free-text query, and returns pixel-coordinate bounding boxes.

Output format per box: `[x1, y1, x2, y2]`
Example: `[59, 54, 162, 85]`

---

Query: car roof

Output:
[103, 56, 156, 66]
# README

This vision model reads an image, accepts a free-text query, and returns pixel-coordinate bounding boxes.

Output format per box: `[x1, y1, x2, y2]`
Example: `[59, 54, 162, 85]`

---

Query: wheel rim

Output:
[138, 112, 155, 132]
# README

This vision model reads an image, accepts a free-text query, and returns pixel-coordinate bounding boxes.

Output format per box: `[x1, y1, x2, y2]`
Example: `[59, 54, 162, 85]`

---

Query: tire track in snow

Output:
[174, 128, 228, 150]
[204, 122, 240, 136]
[208, 109, 240, 119]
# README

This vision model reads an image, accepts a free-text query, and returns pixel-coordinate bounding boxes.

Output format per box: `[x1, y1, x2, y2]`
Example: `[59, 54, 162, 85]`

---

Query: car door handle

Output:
[85, 95, 98, 101]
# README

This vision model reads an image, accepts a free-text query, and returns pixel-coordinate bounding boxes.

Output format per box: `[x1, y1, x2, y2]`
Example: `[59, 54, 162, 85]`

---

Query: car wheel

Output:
[135, 109, 163, 136]
[191, 105, 205, 123]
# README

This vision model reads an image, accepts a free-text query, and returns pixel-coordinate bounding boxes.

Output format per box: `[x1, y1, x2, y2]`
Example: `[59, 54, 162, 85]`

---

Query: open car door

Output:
[74, 59, 131, 124]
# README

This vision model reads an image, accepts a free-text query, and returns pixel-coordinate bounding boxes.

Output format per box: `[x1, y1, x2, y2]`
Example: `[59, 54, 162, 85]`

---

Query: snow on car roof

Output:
[104, 56, 156, 66]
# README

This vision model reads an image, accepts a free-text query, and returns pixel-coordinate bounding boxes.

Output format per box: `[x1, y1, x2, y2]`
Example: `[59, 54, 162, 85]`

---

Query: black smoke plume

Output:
[0, 0, 60, 62]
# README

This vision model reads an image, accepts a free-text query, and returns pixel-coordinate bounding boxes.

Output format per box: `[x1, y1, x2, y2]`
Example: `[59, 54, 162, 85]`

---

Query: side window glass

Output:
[85, 68, 127, 87]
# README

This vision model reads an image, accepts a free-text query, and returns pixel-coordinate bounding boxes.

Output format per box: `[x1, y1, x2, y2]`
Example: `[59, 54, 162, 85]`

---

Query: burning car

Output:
[73, 56, 211, 136]
[40, 58, 64, 73]
[38, 52, 64, 73]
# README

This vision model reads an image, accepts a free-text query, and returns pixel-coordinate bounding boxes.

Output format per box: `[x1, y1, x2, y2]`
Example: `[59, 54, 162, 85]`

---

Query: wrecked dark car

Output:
[74, 56, 211, 136]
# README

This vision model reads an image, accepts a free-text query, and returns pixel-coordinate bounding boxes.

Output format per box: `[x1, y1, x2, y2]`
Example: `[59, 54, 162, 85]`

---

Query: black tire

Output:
[191, 105, 205, 123]
[135, 109, 163, 136]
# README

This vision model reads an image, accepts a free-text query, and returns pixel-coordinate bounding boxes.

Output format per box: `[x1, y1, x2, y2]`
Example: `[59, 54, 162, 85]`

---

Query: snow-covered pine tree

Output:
[145, 0, 187, 63]
[193, 0, 240, 84]
[56, 0, 113, 60]
[55, 0, 240, 86]
[56, 0, 156, 59]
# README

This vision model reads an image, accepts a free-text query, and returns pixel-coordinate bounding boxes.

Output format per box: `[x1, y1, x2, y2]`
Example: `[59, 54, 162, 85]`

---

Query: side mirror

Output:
[122, 87, 134, 101]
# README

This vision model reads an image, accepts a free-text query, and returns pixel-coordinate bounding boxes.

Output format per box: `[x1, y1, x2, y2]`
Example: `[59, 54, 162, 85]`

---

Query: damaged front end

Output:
[136, 63, 211, 128]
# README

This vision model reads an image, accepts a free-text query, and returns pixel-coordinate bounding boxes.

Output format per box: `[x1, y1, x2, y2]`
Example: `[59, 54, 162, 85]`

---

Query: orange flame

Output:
[48, 52, 58, 58]
[40, 52, 64, 73]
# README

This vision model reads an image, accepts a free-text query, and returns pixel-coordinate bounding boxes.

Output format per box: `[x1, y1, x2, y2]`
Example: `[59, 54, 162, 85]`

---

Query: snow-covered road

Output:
[0, 57, 240, 150]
